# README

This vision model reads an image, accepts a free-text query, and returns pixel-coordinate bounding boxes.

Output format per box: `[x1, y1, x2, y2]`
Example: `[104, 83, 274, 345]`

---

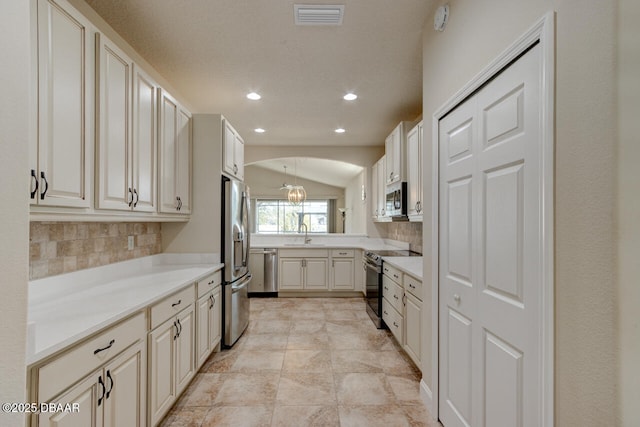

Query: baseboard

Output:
[420, 379, 435, 417]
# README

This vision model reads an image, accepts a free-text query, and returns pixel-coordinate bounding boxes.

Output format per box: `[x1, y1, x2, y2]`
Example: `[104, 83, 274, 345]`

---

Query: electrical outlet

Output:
[128, 235, 134, 250]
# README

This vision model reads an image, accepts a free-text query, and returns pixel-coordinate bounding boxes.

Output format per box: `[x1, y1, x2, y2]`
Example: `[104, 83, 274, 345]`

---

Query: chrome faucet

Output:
[300, 223, 311, 244]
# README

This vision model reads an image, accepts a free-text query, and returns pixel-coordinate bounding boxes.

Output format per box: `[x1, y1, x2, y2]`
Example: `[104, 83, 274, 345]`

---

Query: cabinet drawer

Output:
[382, 263, 402, 284]
[382, 298, 403, 343]
[197, 270, 222, 298]
[37, 311, 145, 402]
[403, 273, 422, 301]
[331, 249, 354, 258]
[383, 275, 404, 313]
[279, 248, 329, 258]
[151, 284, 195, 329]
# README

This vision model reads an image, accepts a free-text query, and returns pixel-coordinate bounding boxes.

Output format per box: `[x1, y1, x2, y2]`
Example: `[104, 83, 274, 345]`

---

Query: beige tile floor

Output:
[160, 297, 441, 427]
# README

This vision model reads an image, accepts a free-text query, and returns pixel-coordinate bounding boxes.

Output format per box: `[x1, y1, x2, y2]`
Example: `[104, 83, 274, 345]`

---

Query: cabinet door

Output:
[305, 258, 328, 290]
[175, 106, 192, 214]
[210, 287, 222, 349]
[158, 90, 179, 213]
[377, 157, 387, 218]
[148, 317, 176, 426]
[279, 258, 304, 290]
[371, 161, 378, 218]
[223, 122, 236, 177]
[196, 295, 211, 368]
[38, 371, 101, 427]
[175, 306, 195, 395]
[385, 133, 394, 184]
[131, 65, 157, 212]
[96, 33, 133, 211]
[332, 258, 355, 290]
[35, 0, 91, 208]
[234, 133, 245, 181]
[404, 292, 422, 366]
[102, 341, 146, 427]
[407, 123, 422, 216]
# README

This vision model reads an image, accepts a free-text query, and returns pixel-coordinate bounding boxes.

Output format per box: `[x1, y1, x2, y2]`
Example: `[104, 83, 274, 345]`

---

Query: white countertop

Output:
[382, 256, 423, 280]
[27, 253, 223, 366]
[250, 235, 412, 251]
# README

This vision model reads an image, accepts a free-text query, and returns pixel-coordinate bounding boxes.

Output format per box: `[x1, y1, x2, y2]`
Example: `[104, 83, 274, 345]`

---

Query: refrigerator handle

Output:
[241, 191, 250, 267]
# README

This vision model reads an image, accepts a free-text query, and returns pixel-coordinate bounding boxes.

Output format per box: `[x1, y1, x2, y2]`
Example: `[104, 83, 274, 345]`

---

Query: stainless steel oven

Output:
[364, 249, 421, 329]
[364, 253, 384, 328]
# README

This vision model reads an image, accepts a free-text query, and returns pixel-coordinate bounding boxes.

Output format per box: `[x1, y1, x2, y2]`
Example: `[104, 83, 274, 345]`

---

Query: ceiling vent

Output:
[294, 4, 345, 25]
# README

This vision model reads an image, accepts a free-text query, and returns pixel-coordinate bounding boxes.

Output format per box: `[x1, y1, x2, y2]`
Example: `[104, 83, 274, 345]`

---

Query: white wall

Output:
[162, 115, 224, 253]
[344, 171, 367, 234]
[421, 1, 617, 424]
[0, 1, 30, 426]
[617, 0, 640, 424]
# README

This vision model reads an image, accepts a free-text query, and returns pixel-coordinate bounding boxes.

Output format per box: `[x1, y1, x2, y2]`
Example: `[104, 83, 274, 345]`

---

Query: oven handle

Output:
[364, 260, 382, 274]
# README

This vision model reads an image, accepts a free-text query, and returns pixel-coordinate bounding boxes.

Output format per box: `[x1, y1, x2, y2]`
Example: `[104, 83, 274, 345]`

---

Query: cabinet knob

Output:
[453, 294, 461, 304]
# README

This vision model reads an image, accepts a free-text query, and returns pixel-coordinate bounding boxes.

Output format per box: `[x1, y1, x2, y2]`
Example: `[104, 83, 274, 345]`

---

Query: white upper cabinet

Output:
[96, 33, 134, 211]
[96, 35, 159, 213]
[371, 161, 378, 219]
[385, 126, 401, 185]
[376, 156, 389, 221]
[407, 121, 423, 221]
[131, 65, 158, 212]
[32, 0, 92, 208]
[384, 121, 414, 186]
[158, 89, 192, 214]
[223, 120, 244, 181]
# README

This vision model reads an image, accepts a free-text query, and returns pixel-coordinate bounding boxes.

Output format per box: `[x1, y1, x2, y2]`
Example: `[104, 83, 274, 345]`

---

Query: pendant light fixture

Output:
[287, 159, 306, 206]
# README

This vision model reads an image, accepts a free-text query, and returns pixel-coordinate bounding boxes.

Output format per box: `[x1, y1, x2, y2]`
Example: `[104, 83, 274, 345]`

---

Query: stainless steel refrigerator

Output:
[222, 176, 251, 346]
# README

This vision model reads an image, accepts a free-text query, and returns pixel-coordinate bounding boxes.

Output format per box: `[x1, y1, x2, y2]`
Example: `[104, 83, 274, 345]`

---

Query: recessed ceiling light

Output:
[254, 128, 265, 133]
[246, 92, 261, 100]
[335, 128, 346, 133]
[343, 93, 357, 101]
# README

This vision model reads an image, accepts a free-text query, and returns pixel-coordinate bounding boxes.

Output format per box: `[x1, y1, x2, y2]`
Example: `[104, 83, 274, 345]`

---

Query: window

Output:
[255, 199, 333, 234]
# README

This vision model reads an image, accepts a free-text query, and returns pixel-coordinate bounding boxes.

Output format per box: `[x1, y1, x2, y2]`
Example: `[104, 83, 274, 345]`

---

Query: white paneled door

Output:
[439, 43, 542, 427]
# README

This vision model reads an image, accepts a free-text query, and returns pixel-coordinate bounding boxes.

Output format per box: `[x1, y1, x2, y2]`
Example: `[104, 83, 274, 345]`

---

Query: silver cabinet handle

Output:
[453, 294, 461, 304]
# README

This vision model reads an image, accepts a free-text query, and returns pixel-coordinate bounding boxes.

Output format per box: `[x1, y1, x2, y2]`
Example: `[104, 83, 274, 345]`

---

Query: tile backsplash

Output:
[29, 222, 162, 280]
[383, 221, 423, 254]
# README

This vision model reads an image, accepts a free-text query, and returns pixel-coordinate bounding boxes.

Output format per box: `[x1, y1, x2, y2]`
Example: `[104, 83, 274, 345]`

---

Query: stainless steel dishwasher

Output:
[248, 248, 278, 296]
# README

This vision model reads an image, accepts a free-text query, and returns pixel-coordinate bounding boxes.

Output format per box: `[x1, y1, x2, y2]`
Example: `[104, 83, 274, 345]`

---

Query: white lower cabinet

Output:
[404, 291, 421, 365]
[331, 249, 355, 291]
[278, 249, 329, 291]
[30, 269, 225, 427]
[148, 287, 196, 426]
[34, 313, 146, 427]
[305, 258, 329, 290]
[196, 285, 221, 369]
[382, 263, 423, 370]
[403, 273, 422, 367]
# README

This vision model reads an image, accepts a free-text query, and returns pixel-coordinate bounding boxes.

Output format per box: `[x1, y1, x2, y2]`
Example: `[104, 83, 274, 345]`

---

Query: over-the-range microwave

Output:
[385, 181, 408, 220]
